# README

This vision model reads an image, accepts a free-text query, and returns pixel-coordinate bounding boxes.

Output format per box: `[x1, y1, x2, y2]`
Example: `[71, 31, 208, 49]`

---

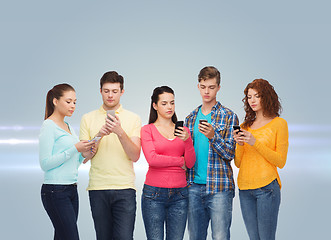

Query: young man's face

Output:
[198, 78, 220, 104]
[100, 82, 124, 110]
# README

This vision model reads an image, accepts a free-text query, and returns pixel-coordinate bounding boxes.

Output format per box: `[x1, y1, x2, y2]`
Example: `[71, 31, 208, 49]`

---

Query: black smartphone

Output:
[174, 121, 184, 134]
[233, 125, 242, 133]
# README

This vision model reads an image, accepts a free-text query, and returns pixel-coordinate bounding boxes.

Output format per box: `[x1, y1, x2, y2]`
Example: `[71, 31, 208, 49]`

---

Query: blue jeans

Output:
[188, 183, 234, 240]
[41, 184, 79, 240]
[239, 179, 281, 240]
[88, 189, 136, 240]
[141, 184, 188, 240]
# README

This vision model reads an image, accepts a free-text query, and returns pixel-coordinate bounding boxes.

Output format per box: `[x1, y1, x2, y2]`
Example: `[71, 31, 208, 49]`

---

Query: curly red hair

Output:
[242, 79, 282, 129]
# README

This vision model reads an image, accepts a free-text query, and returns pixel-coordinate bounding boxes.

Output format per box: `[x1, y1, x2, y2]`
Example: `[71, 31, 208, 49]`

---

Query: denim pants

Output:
[141, 184, 188, 240]
[188, 183, 234, 240]
[41, 184, 79, 240]
[239, 179, 281, 240]
[88, 189, 136, 240]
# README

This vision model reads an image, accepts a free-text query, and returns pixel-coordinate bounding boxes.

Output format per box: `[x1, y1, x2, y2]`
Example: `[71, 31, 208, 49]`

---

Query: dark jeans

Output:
[41, 184, 79, 240]
[89, 189, 136, 240]
[141, 184, 188, 240]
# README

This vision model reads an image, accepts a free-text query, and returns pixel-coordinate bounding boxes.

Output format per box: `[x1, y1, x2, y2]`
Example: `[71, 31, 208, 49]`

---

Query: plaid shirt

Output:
[185, 102, 239, 194]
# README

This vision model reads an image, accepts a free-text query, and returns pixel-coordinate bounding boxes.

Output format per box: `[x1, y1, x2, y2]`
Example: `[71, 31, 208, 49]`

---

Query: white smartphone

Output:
[106, 110, 116, 121]
[90, 136, 101, 143]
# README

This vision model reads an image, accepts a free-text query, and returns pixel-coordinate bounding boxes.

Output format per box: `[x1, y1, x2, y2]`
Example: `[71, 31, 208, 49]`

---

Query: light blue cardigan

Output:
[39, 119, 84, 184]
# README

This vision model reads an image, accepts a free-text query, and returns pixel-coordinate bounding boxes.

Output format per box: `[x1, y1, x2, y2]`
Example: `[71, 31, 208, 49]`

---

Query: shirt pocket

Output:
[214, 123, 226, 138]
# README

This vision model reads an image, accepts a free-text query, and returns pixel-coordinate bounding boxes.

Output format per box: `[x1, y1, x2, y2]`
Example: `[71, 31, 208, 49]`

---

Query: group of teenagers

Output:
[39, 66, 289, 240]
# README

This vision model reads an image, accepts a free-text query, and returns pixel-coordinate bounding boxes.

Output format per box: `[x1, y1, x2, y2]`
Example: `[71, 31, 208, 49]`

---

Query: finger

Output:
[199, 128, 207, 133]
[199, 123, 207, 129]
[111, 115, 118, 122]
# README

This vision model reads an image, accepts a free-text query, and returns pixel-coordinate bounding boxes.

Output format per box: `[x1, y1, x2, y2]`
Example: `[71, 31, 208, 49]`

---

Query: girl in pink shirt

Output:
[141, 86, 195, 240]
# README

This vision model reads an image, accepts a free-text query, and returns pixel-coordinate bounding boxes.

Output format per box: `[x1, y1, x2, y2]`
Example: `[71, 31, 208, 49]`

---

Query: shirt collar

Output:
[99, 104, 123, 115]
[195, 101, 222, 113]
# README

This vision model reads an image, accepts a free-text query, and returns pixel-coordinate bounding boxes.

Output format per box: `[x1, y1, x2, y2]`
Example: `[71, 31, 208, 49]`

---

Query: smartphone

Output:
[90, 136, 101, 143]
[233, 125, 242, 133]
[106, 110, 116, 121]
[199, 119, 208, 124]
[174, 121, 184, 134]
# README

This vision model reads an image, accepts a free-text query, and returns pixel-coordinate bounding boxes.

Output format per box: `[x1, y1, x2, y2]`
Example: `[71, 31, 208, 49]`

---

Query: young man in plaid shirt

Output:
[185, 66, 239, 240]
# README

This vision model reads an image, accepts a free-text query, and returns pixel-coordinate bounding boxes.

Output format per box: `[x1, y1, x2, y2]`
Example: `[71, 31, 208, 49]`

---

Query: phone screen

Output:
[107, 110, 116, 121]
[174, 121, 184, 134]
[233, 125, 242, 133]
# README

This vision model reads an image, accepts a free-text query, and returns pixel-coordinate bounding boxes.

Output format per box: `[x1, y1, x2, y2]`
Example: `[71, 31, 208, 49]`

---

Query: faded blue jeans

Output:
[41, 184, 79, 240]
[89, 189, 136, 240]
[239, 179, 281, 240]
[188, 183, 234, 240]
[141, 184, 188, 240]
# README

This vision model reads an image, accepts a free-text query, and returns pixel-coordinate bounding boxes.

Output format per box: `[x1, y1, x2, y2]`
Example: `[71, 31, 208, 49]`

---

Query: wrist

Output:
[116, 128, 125, 138]
[97, 131, 105, 137]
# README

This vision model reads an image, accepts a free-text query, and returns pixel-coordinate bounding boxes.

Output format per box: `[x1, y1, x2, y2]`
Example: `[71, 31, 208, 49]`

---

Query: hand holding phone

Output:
[233, 125, 242, 133]
[174, 121, 184, 134]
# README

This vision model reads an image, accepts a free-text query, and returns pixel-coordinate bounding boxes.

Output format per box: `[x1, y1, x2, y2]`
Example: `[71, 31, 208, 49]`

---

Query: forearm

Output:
[183, 139, 196, 168]
[117, 129, 141, 162]
[253, 140, 288, 168]
[210, 133, 236, 160]
[141, 141, 184, 168]
[40, 145, 77, 171]
[234, 144, 244, 168]
[209, 113, 238, 160]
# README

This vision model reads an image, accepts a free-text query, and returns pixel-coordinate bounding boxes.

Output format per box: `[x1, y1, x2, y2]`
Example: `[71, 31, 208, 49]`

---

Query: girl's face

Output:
[247, 88, 262, 113]
[153, 92, 175, 120]
[53, 90, 76, 117]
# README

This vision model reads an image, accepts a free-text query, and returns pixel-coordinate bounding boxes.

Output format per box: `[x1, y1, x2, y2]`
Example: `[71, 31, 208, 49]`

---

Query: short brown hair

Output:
[198, 66, 221, 85]
[100, 71, 124, 90]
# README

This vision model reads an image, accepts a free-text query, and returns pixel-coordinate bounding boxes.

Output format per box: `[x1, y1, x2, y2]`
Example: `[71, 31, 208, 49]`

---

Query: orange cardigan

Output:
[234, 117, 289, 190]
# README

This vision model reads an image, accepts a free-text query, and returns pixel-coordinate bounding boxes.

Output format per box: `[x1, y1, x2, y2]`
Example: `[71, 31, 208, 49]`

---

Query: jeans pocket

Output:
[142, 188, 158, 200]
[260, 180, 277, 194]
[51, 185, 68, 193]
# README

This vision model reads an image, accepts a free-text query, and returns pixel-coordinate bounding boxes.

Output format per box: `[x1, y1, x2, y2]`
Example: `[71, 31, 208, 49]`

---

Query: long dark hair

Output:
[44, 83, 75, 120]
[148, 86, 178, 124]
[242, 79, 282, 129]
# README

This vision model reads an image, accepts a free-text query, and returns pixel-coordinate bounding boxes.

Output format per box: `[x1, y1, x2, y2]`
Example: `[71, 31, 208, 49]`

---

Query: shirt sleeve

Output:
[79, 114, 91, 141]
[130, 115, 142, 138]
[39, 122, 78, 171]
[183, 127, 196, 169]
[209, 112, 239, 161]
[252, 119, 289, 169]
[141, 125, 184, 168]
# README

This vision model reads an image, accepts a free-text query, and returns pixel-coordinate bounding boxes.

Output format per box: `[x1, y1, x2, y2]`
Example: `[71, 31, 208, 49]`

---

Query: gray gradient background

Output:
[1, 1, 330, 239]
